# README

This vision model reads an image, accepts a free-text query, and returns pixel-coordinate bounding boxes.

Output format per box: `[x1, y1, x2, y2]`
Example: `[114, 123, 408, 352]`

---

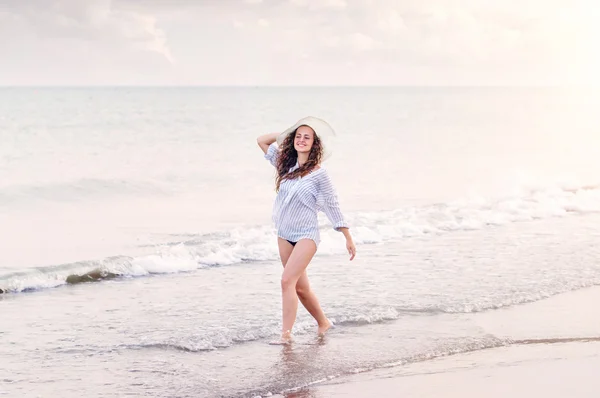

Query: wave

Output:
[42, 281, 600, 362]
[0, 247, 200, 294]
[1, 182, 599, 295]
[151, 181, 600, 265]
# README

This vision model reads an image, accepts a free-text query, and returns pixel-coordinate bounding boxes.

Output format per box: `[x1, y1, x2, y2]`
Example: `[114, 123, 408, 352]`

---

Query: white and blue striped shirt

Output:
[264, 143, 348, 246]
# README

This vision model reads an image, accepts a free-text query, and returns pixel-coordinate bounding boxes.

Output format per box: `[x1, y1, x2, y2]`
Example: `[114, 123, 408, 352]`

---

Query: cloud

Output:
[1, 0, 174, 63]
[0, 0, 596, 85]
[376, 10, 407, 33]
[323, 35, 341, 48]
[289, 0, 347, 10]
[349, 32, 382, 51]
[323, 32, 383, 52]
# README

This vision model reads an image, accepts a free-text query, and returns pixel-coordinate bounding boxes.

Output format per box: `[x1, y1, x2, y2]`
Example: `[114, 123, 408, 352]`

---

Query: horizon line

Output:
[0, 84, 590, 88]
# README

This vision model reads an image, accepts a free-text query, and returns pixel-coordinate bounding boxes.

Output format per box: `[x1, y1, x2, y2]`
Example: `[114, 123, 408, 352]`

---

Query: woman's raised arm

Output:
[257, 132, 280, 154]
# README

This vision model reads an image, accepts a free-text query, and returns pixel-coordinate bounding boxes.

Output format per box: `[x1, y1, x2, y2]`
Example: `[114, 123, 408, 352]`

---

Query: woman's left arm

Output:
[338, 227, 356, 261]
[319, 171, 356, 261]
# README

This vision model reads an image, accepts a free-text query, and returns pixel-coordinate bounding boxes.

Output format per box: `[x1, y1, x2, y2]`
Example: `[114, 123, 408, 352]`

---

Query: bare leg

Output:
[297, 272, 331, 335]
[277, 238, 331, 335]
[280, 239, 316, 338]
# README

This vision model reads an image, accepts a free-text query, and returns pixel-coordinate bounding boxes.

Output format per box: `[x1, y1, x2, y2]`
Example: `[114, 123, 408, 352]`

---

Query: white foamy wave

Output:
[2, 183, 598, 294]
[329, 306, 402, 325]
[191, 182, 600, 262]
[0, 245, 204, 293]
[129, 244, 200, 274]
[345, 182, 600, 245]
[193, 226, 279, 266]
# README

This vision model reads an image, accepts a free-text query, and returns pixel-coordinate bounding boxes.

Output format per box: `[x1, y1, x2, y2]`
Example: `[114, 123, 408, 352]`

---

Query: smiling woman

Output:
[257, 116, 356, 345]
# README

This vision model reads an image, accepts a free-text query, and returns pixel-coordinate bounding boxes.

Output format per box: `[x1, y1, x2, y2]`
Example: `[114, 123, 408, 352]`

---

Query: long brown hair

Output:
[275, 126, 323, 192]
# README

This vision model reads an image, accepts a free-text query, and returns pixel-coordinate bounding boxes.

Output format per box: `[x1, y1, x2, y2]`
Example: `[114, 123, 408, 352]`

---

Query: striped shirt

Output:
[264, 143, 348, 246]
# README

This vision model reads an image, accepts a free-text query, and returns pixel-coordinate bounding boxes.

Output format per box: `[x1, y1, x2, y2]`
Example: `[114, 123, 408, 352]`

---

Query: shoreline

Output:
[307, 341, 600, 398]
[277, 285, 600, 397]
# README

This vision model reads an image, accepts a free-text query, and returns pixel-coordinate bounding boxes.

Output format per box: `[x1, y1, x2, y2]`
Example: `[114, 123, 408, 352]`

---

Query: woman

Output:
[257, 116, 356, 345]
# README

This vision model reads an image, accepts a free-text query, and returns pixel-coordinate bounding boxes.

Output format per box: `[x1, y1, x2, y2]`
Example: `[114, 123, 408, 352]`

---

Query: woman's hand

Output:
[338, 227, 356, 260]
[346, 238, 356, 261]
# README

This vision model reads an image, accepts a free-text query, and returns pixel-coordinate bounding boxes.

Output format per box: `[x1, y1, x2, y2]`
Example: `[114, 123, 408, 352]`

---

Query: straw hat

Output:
[276, 116, 336, 161]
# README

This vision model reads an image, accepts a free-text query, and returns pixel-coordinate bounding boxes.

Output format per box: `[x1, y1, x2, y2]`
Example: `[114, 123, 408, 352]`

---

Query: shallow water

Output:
[2, 213, 600, 397]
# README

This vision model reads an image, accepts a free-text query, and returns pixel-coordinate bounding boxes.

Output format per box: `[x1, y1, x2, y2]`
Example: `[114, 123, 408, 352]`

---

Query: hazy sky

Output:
[0, 0, 598, 85]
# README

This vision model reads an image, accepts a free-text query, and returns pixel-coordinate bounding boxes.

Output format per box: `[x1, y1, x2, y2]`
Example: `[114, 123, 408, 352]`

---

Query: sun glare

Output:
[570, 2, 600, 86]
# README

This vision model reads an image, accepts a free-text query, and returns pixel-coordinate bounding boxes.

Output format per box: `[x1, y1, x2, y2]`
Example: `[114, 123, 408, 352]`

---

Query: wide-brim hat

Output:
[276, 116, 336, 162]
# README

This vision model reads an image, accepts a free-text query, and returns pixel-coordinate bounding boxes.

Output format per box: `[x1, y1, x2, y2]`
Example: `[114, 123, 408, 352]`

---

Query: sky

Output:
[0, 0, 598, 86]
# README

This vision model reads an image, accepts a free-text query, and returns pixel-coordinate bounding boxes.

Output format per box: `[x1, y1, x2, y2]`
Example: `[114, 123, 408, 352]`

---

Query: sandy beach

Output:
[305, 342, 600, 398]
[283, 286, 600, 397]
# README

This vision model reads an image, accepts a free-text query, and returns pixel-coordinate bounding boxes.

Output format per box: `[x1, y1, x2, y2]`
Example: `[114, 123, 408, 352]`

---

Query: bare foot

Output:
[268, 330, 292, 345]
[317, 319, 333, 337]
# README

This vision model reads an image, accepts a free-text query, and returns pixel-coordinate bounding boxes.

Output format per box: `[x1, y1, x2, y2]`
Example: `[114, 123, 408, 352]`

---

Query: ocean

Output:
[1, 87, 599, 397]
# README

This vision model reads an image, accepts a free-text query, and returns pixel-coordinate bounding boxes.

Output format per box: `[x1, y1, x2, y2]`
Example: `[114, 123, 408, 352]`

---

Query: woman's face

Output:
[294, 125, 315, 154]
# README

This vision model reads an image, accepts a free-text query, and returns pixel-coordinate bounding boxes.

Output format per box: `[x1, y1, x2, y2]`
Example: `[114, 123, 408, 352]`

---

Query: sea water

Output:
[1, 87, 599, 397]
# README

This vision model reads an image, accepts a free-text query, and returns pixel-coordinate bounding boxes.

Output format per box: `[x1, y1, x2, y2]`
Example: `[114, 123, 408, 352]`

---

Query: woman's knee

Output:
[295, 284, 309, 299]
[280, 275, 297, 291]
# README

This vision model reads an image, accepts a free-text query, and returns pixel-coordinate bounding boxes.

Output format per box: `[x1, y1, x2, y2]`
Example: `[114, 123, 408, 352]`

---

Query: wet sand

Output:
[307, 342, 600, 398]
[285, 286, 600, 398]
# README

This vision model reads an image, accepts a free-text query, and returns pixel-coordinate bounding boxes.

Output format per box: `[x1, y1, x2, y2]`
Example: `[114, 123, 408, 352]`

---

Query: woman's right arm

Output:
[257, 132, 280, 154]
